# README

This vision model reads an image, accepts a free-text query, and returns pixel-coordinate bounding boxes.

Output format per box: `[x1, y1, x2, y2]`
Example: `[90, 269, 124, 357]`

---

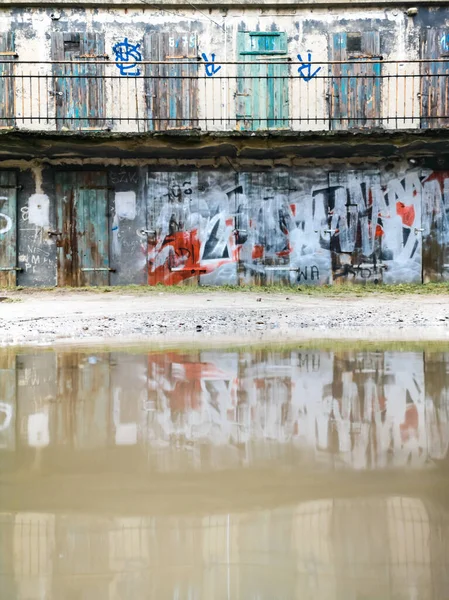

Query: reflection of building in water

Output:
[1, 496, 449, 600]
[1, 350, 449, 471]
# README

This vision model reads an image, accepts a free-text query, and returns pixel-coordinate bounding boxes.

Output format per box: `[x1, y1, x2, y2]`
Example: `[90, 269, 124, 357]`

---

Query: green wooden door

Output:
[0, 32, 16, 128]
[0, 171, 17, 287]
[55, 172, 110, 287]
[51, 33, 106, 131]
[237, 32, 289, 131]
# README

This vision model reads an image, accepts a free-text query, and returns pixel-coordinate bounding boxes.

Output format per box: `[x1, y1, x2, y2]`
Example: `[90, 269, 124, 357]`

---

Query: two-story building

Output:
[1, 0, 449, 287]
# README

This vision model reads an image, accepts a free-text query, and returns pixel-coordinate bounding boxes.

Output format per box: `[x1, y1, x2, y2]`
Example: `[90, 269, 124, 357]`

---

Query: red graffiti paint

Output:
[396, 202, 416, 227]
[252, 244, 264, 260]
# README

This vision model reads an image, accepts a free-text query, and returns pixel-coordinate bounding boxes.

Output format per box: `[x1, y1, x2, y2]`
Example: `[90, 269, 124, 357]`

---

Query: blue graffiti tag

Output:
[297, 52, 321, 82]
[113, 38, 142, 76]
[201, 52, 222, 77]
[441, 34, 449, 53]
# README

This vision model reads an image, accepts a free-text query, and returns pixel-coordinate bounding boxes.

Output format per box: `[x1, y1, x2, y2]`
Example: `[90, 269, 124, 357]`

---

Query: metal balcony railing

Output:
[1, 59, 449, 133]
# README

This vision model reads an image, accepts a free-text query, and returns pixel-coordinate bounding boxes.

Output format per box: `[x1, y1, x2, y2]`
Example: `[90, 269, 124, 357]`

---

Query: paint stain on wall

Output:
[28, 194, 50, 228]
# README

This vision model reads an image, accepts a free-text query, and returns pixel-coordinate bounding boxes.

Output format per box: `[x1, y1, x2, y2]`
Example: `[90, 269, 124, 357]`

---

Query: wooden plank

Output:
[81, 33, 105, 129]
[0, 171, 17, 287]
[55, 171, 76, 286]
[0, 32, 15, 128]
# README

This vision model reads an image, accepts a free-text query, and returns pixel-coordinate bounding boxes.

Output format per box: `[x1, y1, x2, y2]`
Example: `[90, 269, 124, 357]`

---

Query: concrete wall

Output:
[1, 159, 448, 286]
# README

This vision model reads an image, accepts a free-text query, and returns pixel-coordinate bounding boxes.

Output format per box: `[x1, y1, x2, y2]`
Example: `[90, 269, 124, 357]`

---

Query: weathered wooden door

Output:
[51, 33, 106, 130]
[146, 172, 200, 285]
[144, 33, 199, 131]
[420, 29, 449, 128]
[330, 32, 381, 130]
[0, 171, 17, 287]
[0, 32, 16, 128]
[236, 32, 289, 131]
[55, 172, 110, 286]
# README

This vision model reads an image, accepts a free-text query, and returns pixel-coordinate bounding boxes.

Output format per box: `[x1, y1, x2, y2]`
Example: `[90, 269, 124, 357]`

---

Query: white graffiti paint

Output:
[28, 194, 50, 228]
[115, 190, 137, 220]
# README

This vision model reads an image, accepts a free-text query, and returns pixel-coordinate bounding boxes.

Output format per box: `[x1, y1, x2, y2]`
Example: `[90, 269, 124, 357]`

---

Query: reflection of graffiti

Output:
[201, 52, 222, 77]
[297, 52, 321, 82]
[112, 38, 142, 76]
[5, 350, 449, 472]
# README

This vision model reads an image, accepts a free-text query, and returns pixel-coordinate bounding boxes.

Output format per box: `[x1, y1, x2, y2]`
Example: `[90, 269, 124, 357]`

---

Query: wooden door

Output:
[55, 172, 110, 287]
[51, 32, 106, 130]
[0, 32, 16, 128]
[330, 32, 381, 130]
[422, 171, 449, 281]
[237, 32, 289, 131]
[144, 32, 199, 131]
[0, 171, 17, 287]
[421, 29, 449, 128]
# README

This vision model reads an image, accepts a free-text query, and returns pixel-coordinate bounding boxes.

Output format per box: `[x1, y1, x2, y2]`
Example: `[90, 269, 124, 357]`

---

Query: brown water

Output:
[1, 347, 449, 599]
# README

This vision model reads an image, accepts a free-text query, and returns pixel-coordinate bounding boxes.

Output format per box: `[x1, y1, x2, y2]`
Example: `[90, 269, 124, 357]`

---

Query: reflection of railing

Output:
[2, 497, 449, 598]
[1, 59, 449, 132]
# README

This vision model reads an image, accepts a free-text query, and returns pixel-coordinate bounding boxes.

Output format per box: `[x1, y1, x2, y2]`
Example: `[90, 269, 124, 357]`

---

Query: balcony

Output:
[0, 58, 449, 134]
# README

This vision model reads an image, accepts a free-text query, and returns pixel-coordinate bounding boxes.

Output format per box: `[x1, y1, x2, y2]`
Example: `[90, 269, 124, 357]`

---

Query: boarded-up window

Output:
[0, 33, 16, 128]
[421, 29, 449, 128]
[144, 32, 199, 131]
[51, 33, 106, 130]
[236, 32, 289, 131]
[330, 32, 381, 130]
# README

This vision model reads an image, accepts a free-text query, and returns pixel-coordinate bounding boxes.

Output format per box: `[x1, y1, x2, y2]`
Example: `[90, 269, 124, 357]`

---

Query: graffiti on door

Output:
[142, 168, 449, 286]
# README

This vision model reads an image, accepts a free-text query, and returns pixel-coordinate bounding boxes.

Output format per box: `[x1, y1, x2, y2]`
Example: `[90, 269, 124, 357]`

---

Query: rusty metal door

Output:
[330, 32, 381, 130]
[51, 32, 106, 131]
[236, 32, 289, 131]
[420, 29, 449, 129]
[328, 170, 422, 284]
[145, 172, 200, 285]
[55, 172, 110, 287]
[240, 171, 294, 284]
[0, 171, 17, 287]
[144, 33, 199, 131]
[0, 32, 16, 128]
[422, 170, 449, 281]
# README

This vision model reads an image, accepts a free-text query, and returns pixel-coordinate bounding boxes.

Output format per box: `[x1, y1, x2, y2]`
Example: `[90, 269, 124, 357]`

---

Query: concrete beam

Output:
[1, 0, 448, 7]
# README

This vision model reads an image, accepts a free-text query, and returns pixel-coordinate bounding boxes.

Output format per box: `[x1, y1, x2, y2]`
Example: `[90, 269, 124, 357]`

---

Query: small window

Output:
[347, 33, 362, 53]
[63, 33, 81, 52]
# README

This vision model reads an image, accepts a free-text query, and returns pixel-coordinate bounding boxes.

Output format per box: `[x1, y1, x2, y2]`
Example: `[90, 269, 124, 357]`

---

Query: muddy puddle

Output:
[1, 346, 449, 599]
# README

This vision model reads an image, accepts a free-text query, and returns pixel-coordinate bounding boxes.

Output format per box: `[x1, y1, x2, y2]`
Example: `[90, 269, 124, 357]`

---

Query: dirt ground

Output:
[1, 289, 449, 348]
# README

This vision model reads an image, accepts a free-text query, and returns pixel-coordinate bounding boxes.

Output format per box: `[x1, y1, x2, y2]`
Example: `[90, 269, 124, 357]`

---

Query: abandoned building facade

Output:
[1, 0, 449, 286]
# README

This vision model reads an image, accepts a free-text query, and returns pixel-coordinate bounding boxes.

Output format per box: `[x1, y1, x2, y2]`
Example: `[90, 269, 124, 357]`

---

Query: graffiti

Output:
[0, 212, 12, 235]
[142, 170, 434, 286]
[110, 170, 139, 184]
[297, 265, 320, 281]
[201, 52, 222, 77]
[441, 33, 449, 53]
[112, 38, 142, 76]
[297, 52, 321, 82]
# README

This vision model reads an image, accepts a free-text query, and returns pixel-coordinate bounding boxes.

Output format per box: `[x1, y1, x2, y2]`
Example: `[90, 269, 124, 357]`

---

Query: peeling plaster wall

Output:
[0, 6, 440, 132]
[0, 159, 448, 287]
